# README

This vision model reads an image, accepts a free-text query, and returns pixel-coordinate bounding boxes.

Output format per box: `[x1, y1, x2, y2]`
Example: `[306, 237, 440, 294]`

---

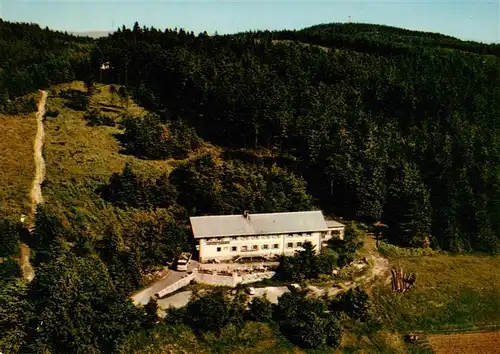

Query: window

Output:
[241, 246, 248, 251]
[262, 244, 269, 250]
[231, 246, 237, 252]
[296, 242, 303, 248]
[287, 242, 293, 248]
[252, 245, 258, 250]
[273, 244, 279, 249]
[217, 247, 221, 252]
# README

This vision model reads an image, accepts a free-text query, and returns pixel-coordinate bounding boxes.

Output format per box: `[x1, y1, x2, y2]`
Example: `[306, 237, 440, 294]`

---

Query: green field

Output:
[372, 254, 500, 334]
[0, 108, 37, 221]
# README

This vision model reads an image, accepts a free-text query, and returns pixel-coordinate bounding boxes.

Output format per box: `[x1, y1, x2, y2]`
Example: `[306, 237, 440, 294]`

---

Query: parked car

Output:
[176, 252, 192, 271]
[246, 287, 256, 295]
[288, 283, 301, 292]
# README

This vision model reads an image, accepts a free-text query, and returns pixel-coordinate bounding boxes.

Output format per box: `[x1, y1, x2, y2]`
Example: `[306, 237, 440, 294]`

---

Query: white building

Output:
[190, 210, 345, 263]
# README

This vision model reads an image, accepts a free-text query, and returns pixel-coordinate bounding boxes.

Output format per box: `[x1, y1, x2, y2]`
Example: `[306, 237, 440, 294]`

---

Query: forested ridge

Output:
[95, 22, 500, 252]
[0, 19, 92, 103]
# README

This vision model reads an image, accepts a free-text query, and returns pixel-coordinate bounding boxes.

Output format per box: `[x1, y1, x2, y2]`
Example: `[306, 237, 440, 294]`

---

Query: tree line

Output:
[102, 153, 313, 216]
[159, 284, 370, 350]
[0, 19, 93, 110]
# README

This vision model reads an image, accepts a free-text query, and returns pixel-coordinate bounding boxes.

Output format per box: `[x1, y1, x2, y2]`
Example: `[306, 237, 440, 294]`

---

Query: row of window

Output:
[215, 242, 304, 252]
[286, 233, 313, 238]
[212, 235, 281, 242]
[210, 233, 314, 242]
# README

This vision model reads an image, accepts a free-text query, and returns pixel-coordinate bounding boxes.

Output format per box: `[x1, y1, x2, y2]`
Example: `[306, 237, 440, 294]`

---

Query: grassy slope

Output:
[0, 104, 38, 221]
[372, 253, 500, 334]
[43, 81, 173, 230]
[120, 323, 302, 354]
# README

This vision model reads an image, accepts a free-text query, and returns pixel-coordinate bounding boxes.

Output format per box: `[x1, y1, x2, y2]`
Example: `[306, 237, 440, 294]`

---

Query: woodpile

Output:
[391, 266, 416, 292]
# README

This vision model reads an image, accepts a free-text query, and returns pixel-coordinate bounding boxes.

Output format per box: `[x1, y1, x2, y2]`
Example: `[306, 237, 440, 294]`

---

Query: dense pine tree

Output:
[94, 22, 500, 252]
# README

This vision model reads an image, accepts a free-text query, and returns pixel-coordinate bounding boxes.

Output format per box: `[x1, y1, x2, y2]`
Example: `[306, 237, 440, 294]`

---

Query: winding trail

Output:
[21, 90, 47, 282]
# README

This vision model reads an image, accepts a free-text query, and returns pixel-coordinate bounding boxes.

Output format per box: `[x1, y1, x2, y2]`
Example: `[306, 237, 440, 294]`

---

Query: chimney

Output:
[243, 210, 249, 220]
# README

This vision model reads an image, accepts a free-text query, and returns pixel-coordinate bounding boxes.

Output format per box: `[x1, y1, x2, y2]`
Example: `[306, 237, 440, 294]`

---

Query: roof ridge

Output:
[190, 210, 323, 219]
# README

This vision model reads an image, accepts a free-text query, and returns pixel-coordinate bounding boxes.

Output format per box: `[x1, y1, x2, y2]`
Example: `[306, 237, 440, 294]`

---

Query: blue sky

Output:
[1, 0, 499, 43]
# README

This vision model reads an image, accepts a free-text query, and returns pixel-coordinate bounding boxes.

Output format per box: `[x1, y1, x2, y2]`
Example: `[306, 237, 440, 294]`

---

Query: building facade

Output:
[190, 210, 344, 263]
[324, 219, 345, 242]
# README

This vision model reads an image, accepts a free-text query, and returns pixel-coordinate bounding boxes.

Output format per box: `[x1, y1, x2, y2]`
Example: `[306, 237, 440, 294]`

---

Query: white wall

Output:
[194, 271, 275, 287]
[156, 270, 197, 298]
[195, 272, 239, 287]
[199, 231, 324, 263]
[324, 227, 345, 241]
[283, 232, 322, 255]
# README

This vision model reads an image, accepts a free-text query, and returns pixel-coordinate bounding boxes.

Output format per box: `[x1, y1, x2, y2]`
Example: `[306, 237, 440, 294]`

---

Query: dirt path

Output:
[20, 90, 47, 282]
[29, 90, 47, 221]
[308, 235, 391, 298]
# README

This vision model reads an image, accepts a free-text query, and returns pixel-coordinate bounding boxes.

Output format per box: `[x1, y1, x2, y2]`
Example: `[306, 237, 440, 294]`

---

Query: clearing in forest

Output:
[42, 81, 173, 226]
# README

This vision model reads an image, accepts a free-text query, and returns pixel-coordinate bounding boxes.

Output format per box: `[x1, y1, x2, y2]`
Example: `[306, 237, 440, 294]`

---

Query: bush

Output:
[60, 89, 89, 111]
[275, 242, 322, 281]
[66, 95, 89, 111]
[273, 291, 342, 349]
[1, 97, 37, 114]
[58, 89, 82, 99]
[378, 241, 440, 259]
[84, 109, 114, 127]
[101, 164, 178, 209]
[327, 222, 363, 267]
[45, 108, 60, 118]
[185, 287, 247, 335]
[247, 296, 273, 322]
[0, 220, 20, 257]
[341, 287, 370, 321]
[120, 114, 201, 159]
[0, 258, 22, 284]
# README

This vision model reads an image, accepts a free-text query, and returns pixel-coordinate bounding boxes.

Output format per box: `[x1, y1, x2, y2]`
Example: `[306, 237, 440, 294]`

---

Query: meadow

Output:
[372, 254, 500, 334]
[0, 108, 37, 221]
[42, 82, 173, 230]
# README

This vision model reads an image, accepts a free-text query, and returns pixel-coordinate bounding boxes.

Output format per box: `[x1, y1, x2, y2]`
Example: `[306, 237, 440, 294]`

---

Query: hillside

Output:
[2, 19, 500, 354]
[295, 23, 500, 55]
[0, 107, 37, 220]
[96, 22, 500, 253]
